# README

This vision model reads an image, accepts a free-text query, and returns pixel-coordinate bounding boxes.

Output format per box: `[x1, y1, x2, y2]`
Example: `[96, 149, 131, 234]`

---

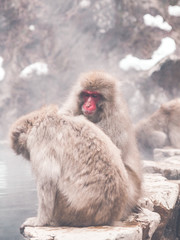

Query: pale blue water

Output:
[0, 143, 37, 240]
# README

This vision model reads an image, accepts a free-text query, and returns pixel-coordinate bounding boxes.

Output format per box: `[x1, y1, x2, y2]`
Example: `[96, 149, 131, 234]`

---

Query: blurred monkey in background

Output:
[135, 98, 180, 158]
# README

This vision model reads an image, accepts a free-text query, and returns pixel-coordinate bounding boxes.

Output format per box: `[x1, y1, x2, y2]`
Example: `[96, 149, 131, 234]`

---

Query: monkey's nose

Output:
[86, 103, 91, 108]
[86, 98, 92, 107]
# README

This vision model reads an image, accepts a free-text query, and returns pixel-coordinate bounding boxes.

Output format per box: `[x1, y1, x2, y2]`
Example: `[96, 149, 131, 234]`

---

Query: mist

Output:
[0, 0, 180, 140]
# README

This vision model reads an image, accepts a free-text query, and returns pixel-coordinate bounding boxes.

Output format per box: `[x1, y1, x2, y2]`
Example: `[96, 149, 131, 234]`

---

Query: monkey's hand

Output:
[9, 105, 59, 160]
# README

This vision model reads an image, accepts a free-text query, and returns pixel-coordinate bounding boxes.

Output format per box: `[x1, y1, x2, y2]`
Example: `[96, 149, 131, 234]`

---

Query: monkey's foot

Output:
[20, 217, 39, 234]
[132, 204, 142, 213]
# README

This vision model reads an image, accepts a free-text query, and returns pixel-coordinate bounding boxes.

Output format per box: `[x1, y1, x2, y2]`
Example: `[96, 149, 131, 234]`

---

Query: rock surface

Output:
[142, 174, 179, 240]
[23, 225, 143, 240]
[22, 172, 180, 240]
[144, 155, 180, 180]
[23, 209, 159, 240]
[154, 148, 180, 161]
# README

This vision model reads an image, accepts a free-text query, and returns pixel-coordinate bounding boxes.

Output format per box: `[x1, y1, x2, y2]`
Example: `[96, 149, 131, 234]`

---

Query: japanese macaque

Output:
[10, 71, 142, 231]
[135, 98, 180, 158]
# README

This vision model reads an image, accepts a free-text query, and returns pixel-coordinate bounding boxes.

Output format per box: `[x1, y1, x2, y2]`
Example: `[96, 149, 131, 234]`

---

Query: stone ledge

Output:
[22, 173, 180, 240]
[23, 225, 143, 240]
[23, 208, 160, 240]
[143, 158, 180, 180]
[141, 174, 179, 240]
[154, 148, 180, 161]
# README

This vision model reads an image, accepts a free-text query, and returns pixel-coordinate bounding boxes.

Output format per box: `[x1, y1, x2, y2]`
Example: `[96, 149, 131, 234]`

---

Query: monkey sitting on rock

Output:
[10, 71, 142, 231]
[135, 98, 180, 159]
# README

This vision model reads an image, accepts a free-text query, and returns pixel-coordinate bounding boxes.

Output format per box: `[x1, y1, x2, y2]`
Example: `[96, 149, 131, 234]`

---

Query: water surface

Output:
[0, 143, 37, 240]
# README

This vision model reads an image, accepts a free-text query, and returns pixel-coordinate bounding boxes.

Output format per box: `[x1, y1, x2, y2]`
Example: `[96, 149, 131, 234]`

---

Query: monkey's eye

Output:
[84, 93, 90, 97]
[81, 91, 101, 100]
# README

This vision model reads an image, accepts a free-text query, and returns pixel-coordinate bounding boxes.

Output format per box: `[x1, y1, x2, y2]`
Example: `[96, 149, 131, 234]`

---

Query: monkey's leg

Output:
[169, 124, 180, 148]
[147, 130, 168, 148]
[20, 181, 57, 233]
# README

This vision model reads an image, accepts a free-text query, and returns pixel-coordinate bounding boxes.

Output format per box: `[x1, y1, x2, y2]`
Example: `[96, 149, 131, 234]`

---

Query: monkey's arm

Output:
[9, 105, 59, 160]
[10, 111, 40, 160]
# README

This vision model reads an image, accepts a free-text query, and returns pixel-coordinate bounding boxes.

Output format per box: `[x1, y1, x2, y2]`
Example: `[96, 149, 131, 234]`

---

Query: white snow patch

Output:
[151, 37, 176, 60]
[119, 55, 155, 71]
[20, 62, 49, 78]
[0, 57, 5, 81]
[143, 14, 172, 31]
[29, 25, 35, 31]
[168, 5, 180, 17]
[79, 0, 91, 9]
[119, 37, 176, 71]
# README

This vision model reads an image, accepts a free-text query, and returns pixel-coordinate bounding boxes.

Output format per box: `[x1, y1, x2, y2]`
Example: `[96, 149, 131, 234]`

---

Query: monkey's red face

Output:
[81, 91, 102, 117]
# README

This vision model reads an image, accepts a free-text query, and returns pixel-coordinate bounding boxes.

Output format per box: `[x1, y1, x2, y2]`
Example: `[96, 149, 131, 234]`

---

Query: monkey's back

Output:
[28, 114, 129, 226]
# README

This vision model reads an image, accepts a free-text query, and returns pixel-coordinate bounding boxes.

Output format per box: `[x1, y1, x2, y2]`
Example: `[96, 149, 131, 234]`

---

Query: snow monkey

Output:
[10, 71, 142, 231]
[135, 98, 180, 158]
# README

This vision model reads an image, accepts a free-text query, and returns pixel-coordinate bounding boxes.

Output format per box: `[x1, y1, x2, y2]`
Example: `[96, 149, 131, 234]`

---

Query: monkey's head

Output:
[80, 90, 103, 122]
[77, 71, 118, 123]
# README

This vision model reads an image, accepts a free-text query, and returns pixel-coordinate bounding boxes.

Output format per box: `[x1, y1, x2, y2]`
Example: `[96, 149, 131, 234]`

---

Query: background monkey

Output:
[10, 71, 142, 230]
[135, 98, 180, 158]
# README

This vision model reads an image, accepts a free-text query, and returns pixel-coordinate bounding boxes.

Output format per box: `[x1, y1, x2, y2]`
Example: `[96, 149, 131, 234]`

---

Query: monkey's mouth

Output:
[82, 109, 96, 116]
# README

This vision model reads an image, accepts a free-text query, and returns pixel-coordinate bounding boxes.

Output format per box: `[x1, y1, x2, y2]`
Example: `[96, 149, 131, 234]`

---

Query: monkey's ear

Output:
[160, 103, 171, 114]
[160, 103, 166, 110]
[161, 101, 176, 114]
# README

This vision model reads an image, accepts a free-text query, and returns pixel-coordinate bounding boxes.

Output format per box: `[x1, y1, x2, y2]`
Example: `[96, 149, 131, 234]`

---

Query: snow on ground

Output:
[168, 5, 180, 17]
[0, 57, 5, 81]
[119, 37, 176, 71]
[143, 14, 172, 31]
[20, 62, 49, 78]
[29, 25, 35, 31]
[79, 0, 91, 9]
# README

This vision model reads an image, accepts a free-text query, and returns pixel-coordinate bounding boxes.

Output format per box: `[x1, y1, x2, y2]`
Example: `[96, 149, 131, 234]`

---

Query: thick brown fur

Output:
[9, 71, 142, 230]
[135, 98, 180, 158]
